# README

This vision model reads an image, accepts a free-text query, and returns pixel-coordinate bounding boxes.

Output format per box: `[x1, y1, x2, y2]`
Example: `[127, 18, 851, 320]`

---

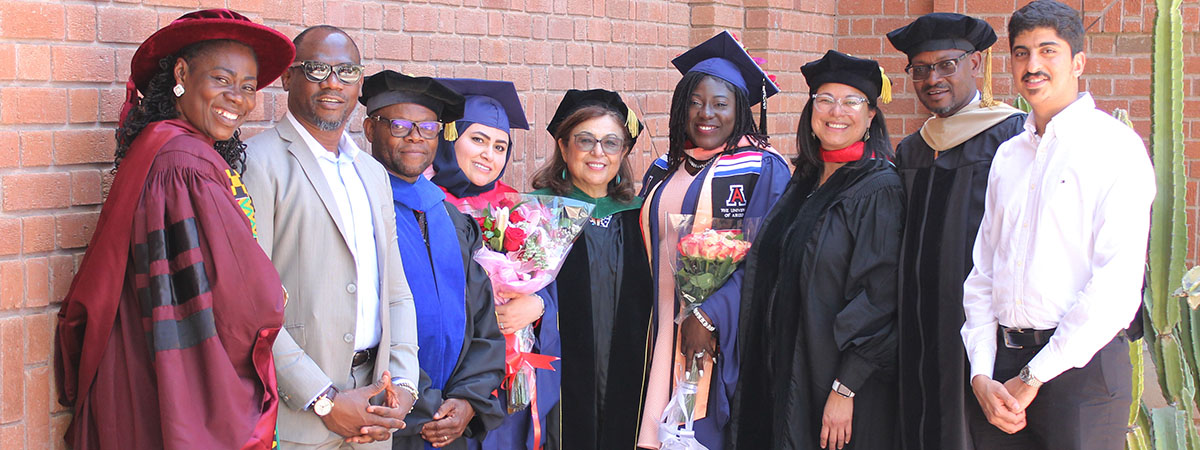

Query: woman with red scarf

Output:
[728, 50, 903, 450]
[53, 10, 293, 450]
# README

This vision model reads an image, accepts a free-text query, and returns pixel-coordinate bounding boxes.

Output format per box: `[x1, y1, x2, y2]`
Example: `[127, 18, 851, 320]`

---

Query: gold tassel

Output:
[879, 67, 893, 104]
[443, 121, 458, 141]
[980, 47, 999, 107]
[626, 107, 640, 139]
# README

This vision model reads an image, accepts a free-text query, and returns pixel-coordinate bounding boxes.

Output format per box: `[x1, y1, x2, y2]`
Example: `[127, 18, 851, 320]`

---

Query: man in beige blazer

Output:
[242, 25, 420, 449]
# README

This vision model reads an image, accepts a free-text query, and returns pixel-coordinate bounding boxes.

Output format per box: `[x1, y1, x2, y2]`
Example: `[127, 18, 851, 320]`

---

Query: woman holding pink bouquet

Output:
[530, 89, 654, 450]
[637, 31, 790, 449]
[728, 51, 903, 450]
[427, 79, 560, 450]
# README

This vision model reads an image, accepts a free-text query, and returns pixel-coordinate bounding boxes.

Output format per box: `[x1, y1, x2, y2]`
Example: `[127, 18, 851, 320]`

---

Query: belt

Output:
[999, 326, 1057, 349]
[352, 348, 377, 367]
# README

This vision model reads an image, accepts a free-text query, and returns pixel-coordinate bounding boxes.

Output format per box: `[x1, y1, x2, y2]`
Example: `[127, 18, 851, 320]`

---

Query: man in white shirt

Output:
[960, 1, 1155, 449]
[243, 26, 420, 449]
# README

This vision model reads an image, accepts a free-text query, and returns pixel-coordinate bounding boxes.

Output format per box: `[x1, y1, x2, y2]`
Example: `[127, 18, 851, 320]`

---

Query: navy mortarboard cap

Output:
[546, 89, 643, 146]
[359, 70, 465, 122]
[671, 31, 780, 106]
[801, 50, 892, 105]
[433, 78, 529, 141]
[887, 13, 997, 59]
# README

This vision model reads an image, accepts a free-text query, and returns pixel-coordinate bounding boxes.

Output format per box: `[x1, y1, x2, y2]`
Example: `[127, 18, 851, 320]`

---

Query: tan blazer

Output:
[243, 117, 419, 445]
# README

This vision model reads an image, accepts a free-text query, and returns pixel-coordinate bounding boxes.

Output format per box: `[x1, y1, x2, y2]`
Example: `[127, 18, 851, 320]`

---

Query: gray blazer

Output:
[243, 117, 419, 445]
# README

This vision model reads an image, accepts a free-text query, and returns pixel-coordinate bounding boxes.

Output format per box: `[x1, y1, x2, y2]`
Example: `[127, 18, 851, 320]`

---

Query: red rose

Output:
[504, 227, 527, 252]
[474, 216, 487, 230]
[509, 208, 526, 224]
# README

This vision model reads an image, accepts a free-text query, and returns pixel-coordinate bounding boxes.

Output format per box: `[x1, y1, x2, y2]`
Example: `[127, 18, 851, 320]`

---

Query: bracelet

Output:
[534, 294, 546, 317]
[692, 308, 716, 332]
[392, 378, 419, 413]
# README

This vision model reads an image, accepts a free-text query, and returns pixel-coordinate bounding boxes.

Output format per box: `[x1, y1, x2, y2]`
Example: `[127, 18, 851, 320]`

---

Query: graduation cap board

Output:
[546, 89, 644, 147]
[671, 31, 780, 133]
[887, 13, 1001, 107]
[359, 70, 466, 122]
[433, 78, 530, 141]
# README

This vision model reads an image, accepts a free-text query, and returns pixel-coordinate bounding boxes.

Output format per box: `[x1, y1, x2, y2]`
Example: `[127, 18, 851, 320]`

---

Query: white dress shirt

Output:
[961, 93, 1155, 383]
[286, 112, 382, 351]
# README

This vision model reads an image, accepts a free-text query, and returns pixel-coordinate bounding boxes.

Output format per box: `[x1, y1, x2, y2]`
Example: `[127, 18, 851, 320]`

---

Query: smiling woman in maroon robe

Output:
[53, 10, 294, 450]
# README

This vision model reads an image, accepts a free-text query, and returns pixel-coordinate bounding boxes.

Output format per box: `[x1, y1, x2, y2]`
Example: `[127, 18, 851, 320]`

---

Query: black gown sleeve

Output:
[831, 178, 904, 392]
[444, 205, 506, 438]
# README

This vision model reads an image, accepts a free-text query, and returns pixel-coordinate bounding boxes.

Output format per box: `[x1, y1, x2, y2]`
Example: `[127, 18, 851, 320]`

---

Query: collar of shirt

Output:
[1022, 92, 1092, 142]
[285, 111, 362, 163]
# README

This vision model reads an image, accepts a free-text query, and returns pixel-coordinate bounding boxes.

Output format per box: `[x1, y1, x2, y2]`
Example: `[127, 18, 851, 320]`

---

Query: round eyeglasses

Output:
[811, 94, 869, 113]
[368, 116, 443, 140]
[288, 60, 366, 84]
[571, 132, 626, 155]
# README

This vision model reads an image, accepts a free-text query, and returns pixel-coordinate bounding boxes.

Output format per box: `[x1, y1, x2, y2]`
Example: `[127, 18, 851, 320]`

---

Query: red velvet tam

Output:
[129, 9, 295, 95]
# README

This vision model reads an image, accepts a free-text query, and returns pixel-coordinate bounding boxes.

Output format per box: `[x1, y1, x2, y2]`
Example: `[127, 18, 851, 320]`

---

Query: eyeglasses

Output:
[811, 94, 869, 113]
[368, 116, 443, 139]
[905, 52, 971, 81]
[288, 61, 366, 84]
[571, 133, 626, 155]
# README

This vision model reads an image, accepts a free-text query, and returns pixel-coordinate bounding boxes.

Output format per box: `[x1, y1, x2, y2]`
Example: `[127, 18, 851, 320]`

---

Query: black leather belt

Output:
[352, 348, 377, 366]
[999, 326, 1057, 349]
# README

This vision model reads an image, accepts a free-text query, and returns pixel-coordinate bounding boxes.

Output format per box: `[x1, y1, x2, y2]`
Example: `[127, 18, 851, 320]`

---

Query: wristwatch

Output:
[1019, 365, 1043, 388]
[313, 386, 337, 417]
[832, 379, 856, 398]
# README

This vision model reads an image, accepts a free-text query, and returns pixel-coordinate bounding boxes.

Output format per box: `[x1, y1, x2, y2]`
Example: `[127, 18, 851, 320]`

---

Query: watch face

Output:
[314, 397, 333, 416]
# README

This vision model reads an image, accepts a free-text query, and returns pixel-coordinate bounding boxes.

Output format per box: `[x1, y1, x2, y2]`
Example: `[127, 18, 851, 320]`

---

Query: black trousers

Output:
[968, 334, 1132, 450]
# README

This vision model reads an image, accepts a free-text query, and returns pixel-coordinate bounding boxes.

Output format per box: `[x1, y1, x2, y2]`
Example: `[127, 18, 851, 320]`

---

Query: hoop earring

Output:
[173, 84, 185, 97]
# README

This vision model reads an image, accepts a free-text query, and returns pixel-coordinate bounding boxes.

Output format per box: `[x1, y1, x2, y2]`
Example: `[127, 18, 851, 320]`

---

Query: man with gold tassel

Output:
[885, 13, 1025, 450]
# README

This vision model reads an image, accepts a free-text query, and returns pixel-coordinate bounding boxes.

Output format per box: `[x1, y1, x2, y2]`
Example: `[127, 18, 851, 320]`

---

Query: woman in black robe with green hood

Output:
[530, 89, 653, 450]
[729, 51, 903, 450]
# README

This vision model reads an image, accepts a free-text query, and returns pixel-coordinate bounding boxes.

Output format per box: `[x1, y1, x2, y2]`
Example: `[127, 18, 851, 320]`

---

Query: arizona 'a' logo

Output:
[726, 184, 747, 207]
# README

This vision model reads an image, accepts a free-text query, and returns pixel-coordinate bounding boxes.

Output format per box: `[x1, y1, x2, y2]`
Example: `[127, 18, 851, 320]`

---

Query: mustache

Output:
[1022, 71, 1050, 82]
[922, 83, 950, 94]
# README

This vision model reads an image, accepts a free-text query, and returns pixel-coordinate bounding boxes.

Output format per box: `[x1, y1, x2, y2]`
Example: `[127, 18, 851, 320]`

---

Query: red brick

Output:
[16, 44, 51, 81]
[65, 4, 97, 42]
[49, 254, 75, 305]
[98, 7, 159, 44]
[24, 258, 49, 307]
[69, 170, 103, 207]
[0, 424, 24, 449]
[404, 5, 440, 33]
[0, 43, 13, 81]
[68, 89, 100, 124]
[24, 313, 51, 367]
[52, 46, 116, 83]
[1, 88, 68, 125]
[262, 0, 303, 23]
[53, 130, 114, 166]
[2, 173, 71, 211]
[56, 212, 98, 250]
[19, 131, 53, 168]
[326, 0, 364, 28]
[0, 131, 16, 170]
[22, 216, 54, 254]
[0, 262, 22, 311]
[100, 87, 125, 123]
[0, 2, 65, 39]
[0, 317, 24, 423]
[838, 0, 881, 15]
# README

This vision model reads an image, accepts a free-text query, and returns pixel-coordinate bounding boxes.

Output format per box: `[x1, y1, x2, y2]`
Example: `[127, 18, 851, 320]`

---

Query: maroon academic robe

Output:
[54, 119, 285, 449]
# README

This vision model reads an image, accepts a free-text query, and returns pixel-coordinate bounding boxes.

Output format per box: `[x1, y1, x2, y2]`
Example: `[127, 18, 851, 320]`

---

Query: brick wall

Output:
[0, 1, 1194, 448]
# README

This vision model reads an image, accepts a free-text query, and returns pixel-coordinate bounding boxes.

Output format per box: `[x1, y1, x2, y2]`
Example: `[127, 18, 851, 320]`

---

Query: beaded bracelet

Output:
[693, 308, 716, 332]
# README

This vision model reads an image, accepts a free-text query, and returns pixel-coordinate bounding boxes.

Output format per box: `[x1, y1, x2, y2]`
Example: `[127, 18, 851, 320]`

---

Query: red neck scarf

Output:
[821, 141, 865, 163]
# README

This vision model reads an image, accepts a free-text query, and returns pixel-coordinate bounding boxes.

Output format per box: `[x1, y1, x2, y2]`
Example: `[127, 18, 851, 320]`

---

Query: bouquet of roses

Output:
[459, 193, 593, 415]
[670, 216, 753, 325]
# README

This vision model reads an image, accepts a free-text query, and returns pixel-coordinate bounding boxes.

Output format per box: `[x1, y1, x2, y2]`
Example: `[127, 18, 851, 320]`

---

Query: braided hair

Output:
[114, 39, 250, 173]
[665, 71, 767, 172]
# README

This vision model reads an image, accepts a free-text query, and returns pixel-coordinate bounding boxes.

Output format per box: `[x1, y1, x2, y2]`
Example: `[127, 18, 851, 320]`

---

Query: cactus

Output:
[1133, 0, 1192, 449]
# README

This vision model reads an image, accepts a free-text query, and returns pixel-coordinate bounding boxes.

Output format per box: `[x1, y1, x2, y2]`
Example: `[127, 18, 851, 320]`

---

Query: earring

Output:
[862, 131, 871, 142]
[173, 84, 185, 97]
[615, 174, 622, 184]
[810, 131, 816, 140]
[561, 169, 568, 180]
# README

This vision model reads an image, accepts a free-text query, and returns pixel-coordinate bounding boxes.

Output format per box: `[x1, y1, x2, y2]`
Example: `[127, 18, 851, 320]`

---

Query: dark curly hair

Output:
[114, 39, 251, 173]
[666, 71, 767, 172]
[530, 105, 637, 202]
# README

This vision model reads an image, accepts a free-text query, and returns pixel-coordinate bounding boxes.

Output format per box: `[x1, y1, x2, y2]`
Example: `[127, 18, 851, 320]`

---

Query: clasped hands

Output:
[321, 370, 417, 444]
[971, 374, 1040, 434]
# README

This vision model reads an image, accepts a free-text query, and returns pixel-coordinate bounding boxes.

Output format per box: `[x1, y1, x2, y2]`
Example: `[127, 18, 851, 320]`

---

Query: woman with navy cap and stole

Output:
[530, 89, 654, 450]
[429, 79, 557, 450]
[729, 50, 903, 450]
[636, 31, 790, 450]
